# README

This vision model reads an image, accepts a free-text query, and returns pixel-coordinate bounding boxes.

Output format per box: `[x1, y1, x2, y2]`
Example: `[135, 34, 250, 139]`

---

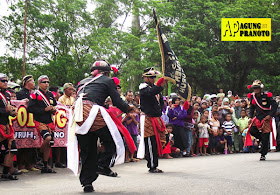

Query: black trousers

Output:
[173, 125, 188, 151]
[249, 126, 270, 156]
[144, 135, 158, 169]
[76, 126, 116, 186]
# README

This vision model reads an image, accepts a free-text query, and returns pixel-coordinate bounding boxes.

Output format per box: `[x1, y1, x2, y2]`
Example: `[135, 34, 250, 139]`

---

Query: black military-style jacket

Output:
[249, 92, 277, 121]
[139, 82, 164, 117]
[77, 75, 128, 113]
[16, 87, 31, 100]
[0, 90, 11, 125]
[27, 88, 57, 124]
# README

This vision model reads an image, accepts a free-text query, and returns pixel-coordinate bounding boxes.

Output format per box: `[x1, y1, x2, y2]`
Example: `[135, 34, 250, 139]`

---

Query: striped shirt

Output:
[222, 120, 235, 135]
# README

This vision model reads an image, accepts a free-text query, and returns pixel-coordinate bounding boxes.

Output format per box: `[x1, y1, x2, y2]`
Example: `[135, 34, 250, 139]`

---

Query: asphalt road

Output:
[1, 152, 280, 195]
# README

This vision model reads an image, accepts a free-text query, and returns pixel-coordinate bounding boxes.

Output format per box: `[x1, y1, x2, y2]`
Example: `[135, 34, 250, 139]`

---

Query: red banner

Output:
[10, 100, 70, 148]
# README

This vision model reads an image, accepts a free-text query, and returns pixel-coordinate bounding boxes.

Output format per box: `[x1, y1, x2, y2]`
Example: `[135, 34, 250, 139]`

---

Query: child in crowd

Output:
[209, 111, 220, 154]
[216, 128, 227, 154]
[209, 104, 218, 120]
[163, 124, 181, 158]
[202, 110, 209, 122]
[193, 102, 200, 123]
[242, 128, 258, 153]
[198, 116, 211, 156]
[162, 124, 174, 159]
[193, 111, 199, 155]
[237, 109, 249, 152]
[122, 107, 139, 162]
[222, 113, 235, 154]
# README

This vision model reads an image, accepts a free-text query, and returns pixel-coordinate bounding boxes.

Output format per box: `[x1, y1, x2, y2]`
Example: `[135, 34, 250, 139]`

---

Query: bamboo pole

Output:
[22, 0, 27, 77]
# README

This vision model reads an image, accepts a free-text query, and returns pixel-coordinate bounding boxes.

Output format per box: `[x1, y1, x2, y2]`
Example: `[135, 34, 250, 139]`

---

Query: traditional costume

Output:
[245, 80, 278, 160]
[16, 75, 38, 172]
[0, 73, 18, 180]
[137, 67, 167, 173]
[67, 60, 136, 193]
[27, 75, 57, 173]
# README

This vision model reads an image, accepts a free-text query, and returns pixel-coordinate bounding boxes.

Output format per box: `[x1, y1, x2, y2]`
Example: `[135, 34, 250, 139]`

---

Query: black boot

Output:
[260, 155, 266, 161]
[83, 184, 94, 193]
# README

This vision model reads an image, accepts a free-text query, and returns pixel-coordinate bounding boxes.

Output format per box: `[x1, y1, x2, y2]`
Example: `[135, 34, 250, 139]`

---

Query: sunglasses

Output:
[40, 81, 50, 84]
[0, 80, 8, 83]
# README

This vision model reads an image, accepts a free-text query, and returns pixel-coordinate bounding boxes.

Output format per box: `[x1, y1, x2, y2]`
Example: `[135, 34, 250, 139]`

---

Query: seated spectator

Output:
[162, 124, 174, 159]
[216, 129, 227, 154]
[242, 128, 258, 153]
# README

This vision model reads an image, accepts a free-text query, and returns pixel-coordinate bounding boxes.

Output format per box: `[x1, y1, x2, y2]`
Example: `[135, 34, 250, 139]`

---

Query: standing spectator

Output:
[117, 85, 126, 101]
[185, 100, 194, 157]
[56, 83, 75, 169]
[193, 102, 200, 123]
[209, 111, 220, 154]
[222, 113, 235, 154]
[161, 97, 170, 125]
[27, 75, 57, 173]
[134, 91, 140, 108]
[16, 75, 39, 173]
[16, 75, 35, 101]
[122, 107, 139, 162]
[217, 89, 225, 98]
[125, 90, 134, 105]
[198, 116, 210, 156]
[0, 73, 18, 180]
[232, 99, 242, 152]
[58, 83, 75, 106]
[198, 100, 207, 114]
[237, 109, 249, 152]
[168, 96, 188, 156]
[218, 98, 233, 124]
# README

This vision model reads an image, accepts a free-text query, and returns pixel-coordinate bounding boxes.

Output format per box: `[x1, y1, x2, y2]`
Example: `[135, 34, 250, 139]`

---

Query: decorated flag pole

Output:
[153, 9, 191, 101]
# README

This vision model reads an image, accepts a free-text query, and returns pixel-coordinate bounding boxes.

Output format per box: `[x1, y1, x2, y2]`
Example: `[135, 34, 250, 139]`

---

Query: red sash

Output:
[0, 124, 14, 140]
[150, 117, 166, 156]
[245, 117, 276, 147]
[107, 109, 137, 154]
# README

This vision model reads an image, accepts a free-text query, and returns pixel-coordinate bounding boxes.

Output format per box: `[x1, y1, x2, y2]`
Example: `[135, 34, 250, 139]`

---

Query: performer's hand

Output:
[248, 118, 252, 125]
[156, 77, 165, 87]
[45, 105, 53, 112]
[24, 98, 29, 103]
[264, 115, 271, 121]
[5, 105, 12, 112]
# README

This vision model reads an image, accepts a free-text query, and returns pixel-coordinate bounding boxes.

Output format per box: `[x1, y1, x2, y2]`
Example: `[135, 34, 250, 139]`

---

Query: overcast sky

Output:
[0, 0, 132, 57]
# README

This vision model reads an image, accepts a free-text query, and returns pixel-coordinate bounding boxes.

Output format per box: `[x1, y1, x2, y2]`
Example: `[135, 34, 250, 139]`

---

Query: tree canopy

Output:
[0, 0, 279, 96]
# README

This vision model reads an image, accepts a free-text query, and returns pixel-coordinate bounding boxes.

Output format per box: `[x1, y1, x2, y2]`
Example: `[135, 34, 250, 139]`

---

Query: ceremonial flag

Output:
[153, 10, 191, 101]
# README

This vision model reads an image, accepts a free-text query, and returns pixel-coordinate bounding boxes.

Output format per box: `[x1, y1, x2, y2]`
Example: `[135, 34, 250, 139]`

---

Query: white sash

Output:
[0, 92, 8, 106]
[252, 93, 271, 111]
[67, 105, 125, 176]
[137, 114, 146, 159]
[36, 90, 51, 106]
